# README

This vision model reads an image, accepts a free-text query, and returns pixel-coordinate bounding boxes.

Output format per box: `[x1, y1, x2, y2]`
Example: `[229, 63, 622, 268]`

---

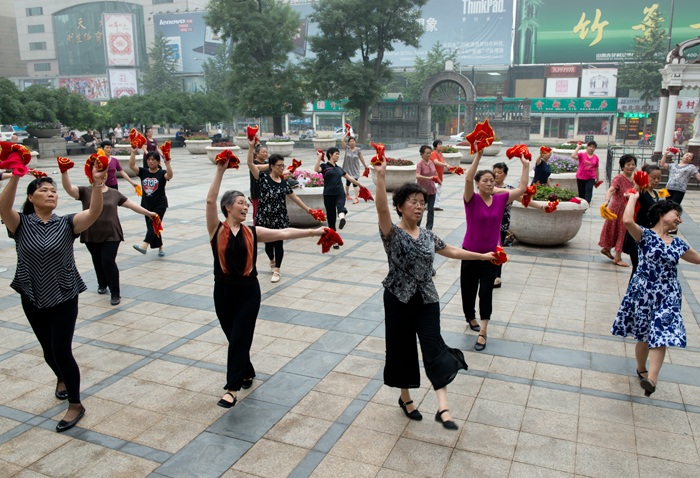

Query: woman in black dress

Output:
[623, 164, 661, 277]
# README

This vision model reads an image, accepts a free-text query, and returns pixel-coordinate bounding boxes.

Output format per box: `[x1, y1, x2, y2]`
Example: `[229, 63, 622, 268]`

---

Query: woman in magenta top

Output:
[461, 150, 529, 351]
[572, 140, 600, 204]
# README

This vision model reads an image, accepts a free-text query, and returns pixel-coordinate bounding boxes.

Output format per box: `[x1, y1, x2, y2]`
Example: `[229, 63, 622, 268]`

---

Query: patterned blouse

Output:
[667, 163, 699, 192]
[380, 224, 446, 304]
[499, 184, 515, 232]
[254, 171, 293, 229]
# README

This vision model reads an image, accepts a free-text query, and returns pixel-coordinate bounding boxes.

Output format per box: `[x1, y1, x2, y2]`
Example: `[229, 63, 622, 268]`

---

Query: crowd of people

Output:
[1, 127, 698, 435]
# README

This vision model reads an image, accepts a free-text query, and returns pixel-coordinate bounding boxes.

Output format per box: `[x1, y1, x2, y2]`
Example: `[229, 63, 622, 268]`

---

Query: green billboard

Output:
[531, 98, 617, 113]
[516, 0, 699, 64]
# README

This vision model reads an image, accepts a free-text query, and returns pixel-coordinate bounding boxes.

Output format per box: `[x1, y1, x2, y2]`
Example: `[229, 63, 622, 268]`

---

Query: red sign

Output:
[545, 65, 581, 78]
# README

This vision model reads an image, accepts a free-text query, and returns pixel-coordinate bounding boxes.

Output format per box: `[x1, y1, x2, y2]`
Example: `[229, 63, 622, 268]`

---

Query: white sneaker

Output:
[271, 272, 281, 283]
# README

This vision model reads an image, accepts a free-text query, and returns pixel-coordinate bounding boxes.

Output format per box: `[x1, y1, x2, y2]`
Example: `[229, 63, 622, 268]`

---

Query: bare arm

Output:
[128, 149, 139, 175]
[206, 162, 227, 239]
[436, 244, 493, 261]
[163, 158, 173, 181]
[256, 226, 327, 243]
[358, 151, 367, 169]
[119, 169, 138, 187]
[682, 248, 700, 265]
[121, 199, 156, 217]
[340, 136, 347, 150]
[659, 151, 669, 170]
[373, 162, 393, 237]
[60, 170, 80, 200]
[571, 145, 581, 160]
[604, 184, 616, 205]
[72, 165, 107, 233]
[622, 191, 642, 242]
[507, 156, 530, 204]
[287, 191, 310, 213]
[463, 150, 483, 203]
[246, 138, 260, 180]
[314, 150, 323, 173]
[343, 173, 362, 188]
[0, 175, 21, 233]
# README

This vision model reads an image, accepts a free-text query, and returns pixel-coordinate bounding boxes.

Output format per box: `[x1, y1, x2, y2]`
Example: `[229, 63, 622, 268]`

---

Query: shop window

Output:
[530, 116, 542, 134]
[29, 42, 47, 50]
[578, 116, 611, 135]
[33, 63, 51, 72]
[28, 25, 45, 34]
[26, 7, 43, 16]
[544, 117, 574, 139]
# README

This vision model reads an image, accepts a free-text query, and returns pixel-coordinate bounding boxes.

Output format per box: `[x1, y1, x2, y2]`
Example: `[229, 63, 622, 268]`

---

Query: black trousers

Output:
[324, 193, 348, 230]
[265, 240, 284, 268]
[668, 189, 685, 205]
[214, 281, 260, 391]
[577, 178, 595, 204]
[417, 193, 436, 230]
[460, 258, 499, 321]
[85, 241, 120, 297]
[143, 207, 166, 249]
[21, 295, 81, 403]
[383, 290, 467, 390]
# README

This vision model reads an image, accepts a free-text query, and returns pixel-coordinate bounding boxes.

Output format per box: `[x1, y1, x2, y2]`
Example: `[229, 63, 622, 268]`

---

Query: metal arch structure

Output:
[417, 71, 477, 142]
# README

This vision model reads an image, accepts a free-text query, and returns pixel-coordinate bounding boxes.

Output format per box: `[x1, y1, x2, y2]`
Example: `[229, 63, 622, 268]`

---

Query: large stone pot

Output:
[286, 187, 327, 227]
[552, 148, 577, 156]
[27, 151, 39, 168]
[115, 156, 137, 177]
[528, 171, 578, 192]
[370, 164, 417, 191]
[206, 145, 242, 164]
[185, 139, 212, 155]
[454, 145, 475, 163]
[509, 199, 589, 246]
[234, 136, 250, 149]
[265, 141, 295, 157]
[26, 129, 60, 138]
[313, 138, 337, 150]
[483, 141, 503, 156]
[442, 152, 462, 171]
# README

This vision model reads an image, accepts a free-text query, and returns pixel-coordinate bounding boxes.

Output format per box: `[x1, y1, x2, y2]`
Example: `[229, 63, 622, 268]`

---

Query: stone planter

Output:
[313, 138, 337, 150]
[442, 152, 462, 172]
[454, 145, 475, 163]
[509, 199, 589, 246]
[234, 136, 250, 149]
[552, 148, 577, 156]
[206, 145, 242, 164]
[265, 141, 295, 157]
[115, 156, 137, 177]
[483, 141, 503, 156]
[528, 171, 578, 192]
[371, 164, 417, 191]
[286, 187, 327, 227]
[28, 151, 39, 169]
[26, 128, 61, 138]
[185, 139, 212, 155]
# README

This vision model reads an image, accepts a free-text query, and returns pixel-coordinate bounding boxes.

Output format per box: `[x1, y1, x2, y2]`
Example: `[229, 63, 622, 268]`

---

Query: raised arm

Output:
[373, 161, 392, 237]
[287, 191, 310, 214]
[314, 150, 324, 173]
[622, 190, 642, 242]
[0, 175, 21, 233]
[340, 135, 347, 150]
[507, 156, 530, 204]
[163, 157, 173, 181]
[128, 148, 139, 175]
[246, 138, 260, 181]
[72, 164, 107, 234]
[206, 161, 227, 239]
[571, 144, 581, 160]
[659, 150, 669, 170]
[463, 150, 483, 203]
[60, 169, 80, 200]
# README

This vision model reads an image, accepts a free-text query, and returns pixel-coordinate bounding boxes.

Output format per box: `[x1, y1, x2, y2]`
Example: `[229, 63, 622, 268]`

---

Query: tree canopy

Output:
[303, 0, 427, 142]
[140, 31, 182, 94]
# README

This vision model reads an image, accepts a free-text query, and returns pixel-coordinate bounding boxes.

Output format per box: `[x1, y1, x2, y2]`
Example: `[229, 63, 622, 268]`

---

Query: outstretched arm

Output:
[121, 199, 156, 218]
[436, 245, 493, 262]
[343, 173, 362, 188]
[463, 150, 483, 203]
[682, 248, 700, 264]
[287, 192, 310, 214]
[206, 161, 227, 239]
[256, 226, 327, 243]
[119, 169, 139, 188]
[374, 162, 393, 237]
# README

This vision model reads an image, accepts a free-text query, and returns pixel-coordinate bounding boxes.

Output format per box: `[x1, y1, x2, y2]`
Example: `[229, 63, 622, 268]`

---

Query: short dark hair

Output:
[587, 141, 597, 148]
[641, 163, 660, 174]
[493, 162, 508, 175]
[268, 154, 284, 167]
[432, 140, 442, 149]
[220, 190, 245, 217]
[648, 200, 682, 227]
[145, 151, 160, 162]
[100, 140, 113, 149]
[326, 147, 339, 160]
[419, 145, 432, 155]
[23, 177, 55, 215]
[475, 170, 495, 182]
[619, 153, 637, 169]
[392, 183, 427, 218]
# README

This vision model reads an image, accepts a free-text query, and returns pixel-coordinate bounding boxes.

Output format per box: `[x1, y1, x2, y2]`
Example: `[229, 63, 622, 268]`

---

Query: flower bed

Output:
[267, 135, 292, 142]
[185, 136, 212, 154]
[548, 155, 578, 174]
[290, 169, 324, 188]
[27, 121, 63, 138]
[112, 147, 136, 177]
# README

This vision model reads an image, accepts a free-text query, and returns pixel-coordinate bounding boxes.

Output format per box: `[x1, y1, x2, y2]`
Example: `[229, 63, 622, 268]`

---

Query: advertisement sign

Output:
[675, 98, 699, 113]
[532, 97, 617, 113]
[515, 0, 699, 64]
[617, 98, 659, 113]
[154, 12, 223, 74]
[545, 65, 582, 77]
[108, 69, 138, 98]
[313, 100, 347, 111]
[580, 68, 617, 97]
[59, 77, 109, 100]
[103, 14, 136, 66]
[546, 78, 579, 98]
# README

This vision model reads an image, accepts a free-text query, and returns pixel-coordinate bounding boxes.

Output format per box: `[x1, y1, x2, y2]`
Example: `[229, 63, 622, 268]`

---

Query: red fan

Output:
[540, 146, 552, 155]
[491, 245, 508, 266]
[287, 158, 301, 173]
[152, 214, 164, 237]
[594, 180, 604, 188]
[57, 157, 75, 173]
[448, 166, 465, 175]
[544, 200, 559, 214]
[362, 166, 370, 177]
[215, 150, 240, 169]
[308, 209, 326, 222]
[27, 169, 47, 178]
[465, 119, 495, 154]
[358, 186, 374, 202]
[633, 170, 649, 192]
[129, 129, 146, 149]
[161, 141, 172, 162]
[246, 125, 258, 141]
[84, 152, 109, 183]
[369, 141, 386, 166]
[522, 184, 537, 208]
[317, 228, 343, 253]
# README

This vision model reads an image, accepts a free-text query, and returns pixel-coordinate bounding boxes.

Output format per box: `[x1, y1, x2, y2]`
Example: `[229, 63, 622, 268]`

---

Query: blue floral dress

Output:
[611, 227, 689, 348]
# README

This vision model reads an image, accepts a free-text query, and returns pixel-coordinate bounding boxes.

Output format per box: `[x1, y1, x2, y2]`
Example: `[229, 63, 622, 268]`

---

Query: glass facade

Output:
[53, 2, 147, 76]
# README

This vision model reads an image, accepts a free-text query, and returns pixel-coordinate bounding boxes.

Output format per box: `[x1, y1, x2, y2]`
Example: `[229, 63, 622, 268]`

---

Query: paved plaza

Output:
[1, 143, 700, 478]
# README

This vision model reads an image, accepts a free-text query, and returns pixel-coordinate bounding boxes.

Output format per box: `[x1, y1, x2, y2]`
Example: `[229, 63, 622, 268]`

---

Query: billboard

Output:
[104, 14, 137, 66]
[59, 77, 110, 100]
[154, 12, 223, 74]
[546, 78, 578, 98]
[532, 98, 617, 113]
[580, 68, 617, 97]
[515, 0, 700, 64]
[108, 69, 138, 98]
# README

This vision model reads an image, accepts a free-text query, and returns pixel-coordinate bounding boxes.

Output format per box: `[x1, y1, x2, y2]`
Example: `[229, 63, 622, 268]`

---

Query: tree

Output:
[617, 9, 666, 127]
[404, 42, 458, 127]
[202, 44, 232, 99]
[19, 85, 99, 129]
[140, 31, 182, 94]
[205, 0, 307, 135]
[0, 78, 24, 125]
[303, 0, 426, 142]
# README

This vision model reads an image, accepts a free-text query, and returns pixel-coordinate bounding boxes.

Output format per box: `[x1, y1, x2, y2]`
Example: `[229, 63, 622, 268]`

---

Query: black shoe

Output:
[636, 369, 648, 380]
[435, 409, 458, 430]
[474, 334, 487, 351]
[399, 397, 422, 420]
[55, 380, 68, 400]
[493, 281, 502, 289]
[110, 296, 121, 306]
[217, 392, 237, 408]
[433, 207, 443, 211]
[333, 244, 340, 250]
[56, 406, 85, 432]
[97, 287, 108, 295]
[640, 378, 656, 397]
[467, 319, 481, 332]
[339, 217, 346, 230]
[241, 378, 253, 390]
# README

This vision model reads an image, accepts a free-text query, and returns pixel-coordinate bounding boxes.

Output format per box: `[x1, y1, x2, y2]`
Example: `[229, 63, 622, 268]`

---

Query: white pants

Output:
[434, 182, 442, 208]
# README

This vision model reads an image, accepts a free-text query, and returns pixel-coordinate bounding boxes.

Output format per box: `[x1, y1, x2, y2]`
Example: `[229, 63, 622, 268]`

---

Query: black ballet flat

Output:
[467, 319, 481, 332]
[435, 409, 458, 430]
[640, 378, 656, 397]
[398, 397, 422, 420]
[55, 380, 68, 400]
[56, 406, 85, 432]
[217, 392, 237, 409]
[241, 378, 253, 390]
[474, 334, 487, 351]
[636, 369, 648, 380]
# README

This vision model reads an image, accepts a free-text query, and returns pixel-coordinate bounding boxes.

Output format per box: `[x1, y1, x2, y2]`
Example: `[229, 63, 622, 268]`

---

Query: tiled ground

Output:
[1, 143, 700, 477]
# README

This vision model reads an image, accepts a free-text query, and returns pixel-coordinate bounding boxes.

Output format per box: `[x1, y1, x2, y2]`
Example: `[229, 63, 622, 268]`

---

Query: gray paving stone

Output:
[309, 331, 365, 355]
[207, 399, 290, 442]
[257, 305, 301, 322]
[282, 349, 345, 379]
[331, 317, 378, 335]
[530, 344, 591, 369]
[288, 311, 343, 329]
[156, 432, 252, 478]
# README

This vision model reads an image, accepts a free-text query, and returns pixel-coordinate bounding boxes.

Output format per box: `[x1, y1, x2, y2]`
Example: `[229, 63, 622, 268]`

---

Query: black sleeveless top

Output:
[211, 223, 258, 285]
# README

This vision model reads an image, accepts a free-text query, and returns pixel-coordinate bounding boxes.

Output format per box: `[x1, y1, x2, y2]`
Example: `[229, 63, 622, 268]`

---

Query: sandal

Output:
[640, 378, 656, 397]
[613, 259, 629, 267]
[636, 369, 648, 380]
[600, 249, 614, 260]
[217, 391, 237, 409]
[271, 272, 281, 283]
[353, 198, 359, 204]
[474, 334, 487, 351]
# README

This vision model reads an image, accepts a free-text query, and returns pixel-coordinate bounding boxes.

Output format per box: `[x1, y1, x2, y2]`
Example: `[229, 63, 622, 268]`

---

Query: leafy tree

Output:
[206, 0, 307, 135]
[0, 78, 24, 125]
[18, 85, 98, 129]
[404, 42, 458, 126]
[202, 44, 232, 99]
[303, 0, 427, 142]
[140, 31, 182, 94]
[617, 9, 666, 125]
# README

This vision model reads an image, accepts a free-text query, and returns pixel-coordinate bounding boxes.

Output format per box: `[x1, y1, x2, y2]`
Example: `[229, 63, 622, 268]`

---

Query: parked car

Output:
[0, 125, 15, 141]
[333, 127, 346, 139]
[12, 126, 28, 137]
[449, 131, 465, 142]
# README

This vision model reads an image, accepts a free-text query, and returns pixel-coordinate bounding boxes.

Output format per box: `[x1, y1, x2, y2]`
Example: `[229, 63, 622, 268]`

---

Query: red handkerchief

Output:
[84, 152, 109, 183]
[522, 184, 537, 208]
[633, 170, 649, 192]
[545, 200, 559, 214]
[27, 169, 47, 178]
[448, 166, 465, 175]
[308, 209, 326, 222]
[362, 167, 370, 178]
[491, 245, 508, 265]
[57, 157, 75, 173]
[152, 214, 164, 237]
[465, 118, 495, 154]
[287, 158, 301, 173]
[317, 228, 343, 253]
[161, 141, 172, 162]
[129, 129, 146, 149]
[215, 150, 240, 169]
[369, 141, 386, 166]
[246, 125, 258, 141]
[358, 186, 374, 202]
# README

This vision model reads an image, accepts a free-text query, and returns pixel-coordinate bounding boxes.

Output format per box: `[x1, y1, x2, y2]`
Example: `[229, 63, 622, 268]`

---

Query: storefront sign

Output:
[108, 69, 138, 98]
[104, 13, 136, 66]
[675, 98, 699, 113]
[546, 78, 579, 98]
[619, 112, 650, 118]
[545, 65, 582, 77]
[532, 98, 617, 113]
[59, 77, 109, 100]
[580, 68, 617, 97]
[617, 97, 659, 113]
[313, 100, 347, 111]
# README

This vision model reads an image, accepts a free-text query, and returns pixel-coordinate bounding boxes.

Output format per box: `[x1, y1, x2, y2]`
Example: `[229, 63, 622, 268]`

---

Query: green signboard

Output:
[532, 98, 617, 113]
[313, 100, 347, 112]
[516, 0, 700, 64]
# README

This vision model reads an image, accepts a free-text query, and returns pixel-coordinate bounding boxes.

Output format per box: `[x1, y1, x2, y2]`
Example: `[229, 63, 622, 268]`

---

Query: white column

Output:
[662, 86, 682, 152]
[284, 114, 289, 133]
[654, 89, 669, 154]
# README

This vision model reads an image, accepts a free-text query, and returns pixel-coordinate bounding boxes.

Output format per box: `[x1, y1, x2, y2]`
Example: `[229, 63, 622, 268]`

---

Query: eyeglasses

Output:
[234, 202, 250, 208]
[407, 200, 426, 208]
[275, 163, 286, 168]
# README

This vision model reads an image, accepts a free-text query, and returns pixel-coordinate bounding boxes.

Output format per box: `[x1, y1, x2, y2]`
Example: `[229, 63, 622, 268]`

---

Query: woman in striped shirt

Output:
[0, 161, 107, 432]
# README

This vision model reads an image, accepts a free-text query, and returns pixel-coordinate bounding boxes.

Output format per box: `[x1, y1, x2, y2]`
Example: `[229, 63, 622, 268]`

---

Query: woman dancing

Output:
[0, 161, 107, 432]
[599, 154, 636, 267]
[374, 160, 493, 430]
[416, 145, 438, 230]
[247, 138, 316, 282]
[612, 194, 700, 397]
[429, 140, 449, 211]
[249, 143, 269, 224]
[206, 158, 328, 408]
[622, 164, 660, 277]
[571, 141, 600, 204]
[461, 151, 529, 350]
[659, 150, 699, 205]
[340, 134, 368, 203]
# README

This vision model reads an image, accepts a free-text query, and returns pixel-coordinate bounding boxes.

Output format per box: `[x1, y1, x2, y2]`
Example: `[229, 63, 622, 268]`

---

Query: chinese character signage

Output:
[154, 12, 223, 74]
[108, 69, 138, 98]
[59, 77, 109, 100]
[545, 65, 582, 78]
[313, 100, 347, 111]
[546, 78, 579, 98]
[617, 98, 660, 113]
[516, 0, 699, 64]
[580, 68, 617, 97]
[676, 98, 699, 113]
[532, 98, 617, 113]
[104, 14, 136, 66]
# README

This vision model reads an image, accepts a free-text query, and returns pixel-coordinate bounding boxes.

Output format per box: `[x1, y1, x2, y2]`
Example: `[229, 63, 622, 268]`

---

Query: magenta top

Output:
[105, 157, 123, 187]
[462, 192, 510, 253]
[575, 152, 599, 180]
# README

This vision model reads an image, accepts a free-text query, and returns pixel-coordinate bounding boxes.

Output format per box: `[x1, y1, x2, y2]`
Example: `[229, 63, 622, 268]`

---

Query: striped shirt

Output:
[9, 213, 86, 308]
